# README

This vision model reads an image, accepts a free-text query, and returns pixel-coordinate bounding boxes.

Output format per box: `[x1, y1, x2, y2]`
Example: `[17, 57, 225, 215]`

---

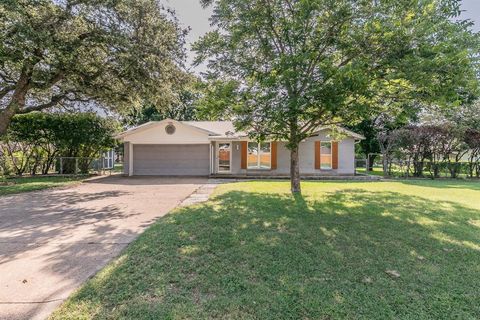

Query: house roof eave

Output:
[115, 119, 221, 140]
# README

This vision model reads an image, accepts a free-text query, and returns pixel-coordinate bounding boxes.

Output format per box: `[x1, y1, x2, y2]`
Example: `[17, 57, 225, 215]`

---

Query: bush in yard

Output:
[3, 112, 56, 175]
[464, 129, 480, 177]
[1, 112, 117, 175]
[0, 141, 33, 176]
[54, 113, 117, 173]
[379, 124, 478, 179]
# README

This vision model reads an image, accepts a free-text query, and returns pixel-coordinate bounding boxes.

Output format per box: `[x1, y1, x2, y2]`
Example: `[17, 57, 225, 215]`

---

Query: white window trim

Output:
[247, 141, 272, 170]
[320, 141, 333, 170]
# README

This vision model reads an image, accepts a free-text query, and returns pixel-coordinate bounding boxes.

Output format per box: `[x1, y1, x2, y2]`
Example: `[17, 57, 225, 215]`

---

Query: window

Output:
[218, 143, 231, 172]
[320, 142, 332, 169]
[259, 142, 271, 168]
[247, 142, 258, 168]
[247, 142, 271, 169]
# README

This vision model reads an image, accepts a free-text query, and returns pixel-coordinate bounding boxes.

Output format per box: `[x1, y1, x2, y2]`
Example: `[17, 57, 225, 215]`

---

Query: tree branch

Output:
[261, 0, 286, 55]
[17, 94, 67, 114]
[0, 85, 15, 100]
[298, 16, 354, 95]
[31, 72, 64, 90]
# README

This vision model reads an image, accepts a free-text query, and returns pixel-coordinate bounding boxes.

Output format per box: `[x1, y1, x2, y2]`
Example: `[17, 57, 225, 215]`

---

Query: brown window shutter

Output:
[271, 141, 277, 169]
[241, 141, 247, 169]
[332, 141, 339, 169]
[314, 141, 320, 169]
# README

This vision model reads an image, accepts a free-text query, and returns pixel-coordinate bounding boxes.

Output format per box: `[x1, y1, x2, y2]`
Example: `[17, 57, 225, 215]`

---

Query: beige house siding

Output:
[125, 138, 356, 176]
[210, 136, 356, 176]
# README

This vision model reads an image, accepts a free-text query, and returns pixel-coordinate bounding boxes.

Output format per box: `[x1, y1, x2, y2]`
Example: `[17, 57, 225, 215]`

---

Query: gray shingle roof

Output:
[182, 121, 239, 136]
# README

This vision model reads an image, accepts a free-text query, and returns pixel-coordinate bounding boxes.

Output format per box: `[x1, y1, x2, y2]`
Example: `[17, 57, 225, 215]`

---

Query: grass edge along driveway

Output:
[50, 180, 480, 320]
[0, 176, 88, 196]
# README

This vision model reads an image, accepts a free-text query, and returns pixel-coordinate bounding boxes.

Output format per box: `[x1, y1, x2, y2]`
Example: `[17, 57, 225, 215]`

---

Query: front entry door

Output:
[217, 143, 231, 173]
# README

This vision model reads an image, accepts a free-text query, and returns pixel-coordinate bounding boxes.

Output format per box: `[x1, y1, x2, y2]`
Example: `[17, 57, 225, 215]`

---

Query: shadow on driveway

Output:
[0, 175, 206, 320]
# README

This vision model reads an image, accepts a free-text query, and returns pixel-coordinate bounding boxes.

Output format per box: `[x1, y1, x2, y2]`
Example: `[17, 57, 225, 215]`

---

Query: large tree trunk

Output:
[381, 152, 389, 178]
[0, 65, 32, 136]
[290, 144, 301, 193]
[0, 107, 18, 136]
[368, 154, 376, 171]
[377, 134, 389, 178]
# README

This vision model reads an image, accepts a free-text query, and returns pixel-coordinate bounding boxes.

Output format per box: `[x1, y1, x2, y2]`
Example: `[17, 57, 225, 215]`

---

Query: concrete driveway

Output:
[0, 176, 207, 320]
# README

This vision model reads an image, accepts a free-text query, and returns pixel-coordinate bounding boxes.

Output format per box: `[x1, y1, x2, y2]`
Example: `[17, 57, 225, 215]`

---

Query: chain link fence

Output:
[56, 157, 111, 175]
[355, 158, 367, 175]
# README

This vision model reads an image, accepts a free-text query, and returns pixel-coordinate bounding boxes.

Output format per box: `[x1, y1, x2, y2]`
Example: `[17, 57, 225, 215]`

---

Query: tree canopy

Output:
[0, 0, 187, 134]
[122, 77, 203, 126]
[195, 0, 479, 192]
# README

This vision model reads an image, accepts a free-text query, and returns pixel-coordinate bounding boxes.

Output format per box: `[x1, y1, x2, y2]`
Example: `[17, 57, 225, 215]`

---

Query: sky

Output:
[167, 0, 480, 74]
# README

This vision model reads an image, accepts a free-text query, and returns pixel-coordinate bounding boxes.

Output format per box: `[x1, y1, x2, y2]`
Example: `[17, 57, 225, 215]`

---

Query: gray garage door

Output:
[133, 144, 210, 176]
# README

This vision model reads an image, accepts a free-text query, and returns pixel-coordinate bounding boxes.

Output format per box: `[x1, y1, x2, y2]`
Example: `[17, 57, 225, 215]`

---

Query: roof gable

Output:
[116, 119, 218, 139]
[116, 119, 218, 145]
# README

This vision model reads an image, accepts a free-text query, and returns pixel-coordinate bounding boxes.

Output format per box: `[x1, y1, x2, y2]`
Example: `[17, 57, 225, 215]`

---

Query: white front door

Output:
[217, 142, 231, 173]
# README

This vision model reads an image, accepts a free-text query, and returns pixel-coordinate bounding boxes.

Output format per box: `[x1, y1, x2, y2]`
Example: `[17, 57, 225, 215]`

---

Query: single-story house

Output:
[116, 119, 364, 177]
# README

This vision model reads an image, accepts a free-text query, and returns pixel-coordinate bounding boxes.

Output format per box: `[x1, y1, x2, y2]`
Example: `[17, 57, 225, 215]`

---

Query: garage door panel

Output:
[135, 146, 209, 160]
[133, 144, 210, 176]
[134, 168, 209, 175]
[134, 160, 208, 169]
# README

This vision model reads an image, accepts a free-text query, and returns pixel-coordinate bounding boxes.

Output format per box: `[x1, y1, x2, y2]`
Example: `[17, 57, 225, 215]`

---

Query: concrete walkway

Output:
[179, 179, 223, 207]
[0, 176, 213, 320]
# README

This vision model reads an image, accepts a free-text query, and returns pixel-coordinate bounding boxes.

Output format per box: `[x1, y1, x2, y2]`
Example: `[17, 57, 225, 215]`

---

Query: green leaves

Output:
[8, 112, 117, 158]
[195, 0, 478, 191]
[0, 0, 188, 132]
[195, 0, 478, 143]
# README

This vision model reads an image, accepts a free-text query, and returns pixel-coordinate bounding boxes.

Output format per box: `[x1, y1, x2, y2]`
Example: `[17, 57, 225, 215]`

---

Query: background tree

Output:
[0, 0, 187, 134]
[195, 80, 242, 120]
[123, 78, 202, 126]
[376, 105, 480, 179]
[6, 112, 59, 174]
[55, 113, 117, 173]
[464, 128, 480, 178]
[196, 0, 478, 193]
[352, 119, 381, 171]
[350, 103, 418, 171]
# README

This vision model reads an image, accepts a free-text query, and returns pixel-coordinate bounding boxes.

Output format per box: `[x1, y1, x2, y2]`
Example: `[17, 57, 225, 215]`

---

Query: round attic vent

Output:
[165, 124, 176, 135]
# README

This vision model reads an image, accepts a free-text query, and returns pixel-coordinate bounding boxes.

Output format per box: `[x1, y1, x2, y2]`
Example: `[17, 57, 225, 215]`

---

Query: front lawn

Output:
[51, 180, 480, 319]
[0, 175, 86, 196]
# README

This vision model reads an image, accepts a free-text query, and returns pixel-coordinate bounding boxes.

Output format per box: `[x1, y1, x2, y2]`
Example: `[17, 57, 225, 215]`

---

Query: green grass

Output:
[113, 163, 124, 173]
[356, 167, 385, 176]
[357, 166, 476, 179]
[0, 176, 86, 196]
[51, 180, 480, 320]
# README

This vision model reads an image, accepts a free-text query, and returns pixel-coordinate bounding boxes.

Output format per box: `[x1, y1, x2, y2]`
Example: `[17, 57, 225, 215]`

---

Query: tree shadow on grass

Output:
[55, 189, 480, 320]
